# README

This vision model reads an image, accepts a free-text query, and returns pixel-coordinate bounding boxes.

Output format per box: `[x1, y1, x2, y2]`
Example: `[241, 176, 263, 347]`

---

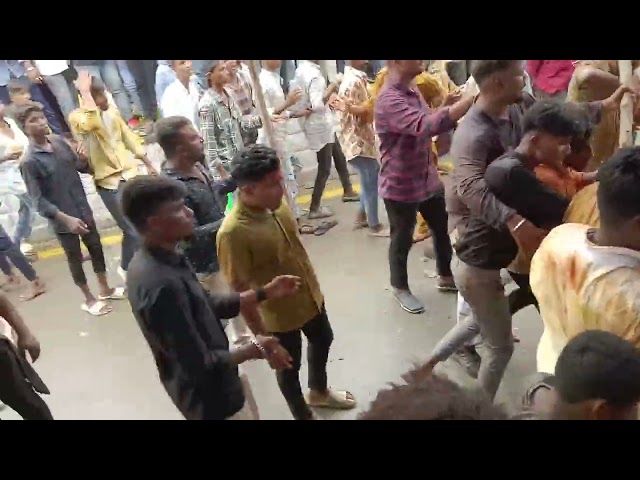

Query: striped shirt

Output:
[375, 79, 456, 202]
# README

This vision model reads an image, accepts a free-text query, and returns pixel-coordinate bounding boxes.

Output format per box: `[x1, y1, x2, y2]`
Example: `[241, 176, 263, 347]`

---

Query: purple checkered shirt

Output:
[375, 79, 456, 203]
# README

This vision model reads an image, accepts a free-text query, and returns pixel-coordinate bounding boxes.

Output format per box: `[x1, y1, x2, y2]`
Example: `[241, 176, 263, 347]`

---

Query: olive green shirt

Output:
[216, 198, 324, 333]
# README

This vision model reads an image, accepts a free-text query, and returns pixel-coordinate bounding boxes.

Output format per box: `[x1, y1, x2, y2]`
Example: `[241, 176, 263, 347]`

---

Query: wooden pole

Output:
[247, 60, 295, 210]
[618, 60, 634, 148]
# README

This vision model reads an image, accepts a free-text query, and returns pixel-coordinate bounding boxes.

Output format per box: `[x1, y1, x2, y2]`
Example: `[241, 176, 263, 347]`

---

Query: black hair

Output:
[230, 144, 280, 185]
[121, 175, 187, 232]
[155, 116, 193, 158]
[14, 101, 44, 131]
[359, 364, 508, 420]
[89, 76, 106, 95]
[555, 330, 640, 407]
[597, 147, 640, 225]
[7, 79, 29, 96]
[470, 60, 521, 86]
[522, 100, 582, 138]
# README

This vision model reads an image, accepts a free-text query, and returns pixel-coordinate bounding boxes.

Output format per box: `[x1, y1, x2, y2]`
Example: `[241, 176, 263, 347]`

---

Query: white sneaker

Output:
[20, 243, 35, 255]
[117, 266, 127, 282]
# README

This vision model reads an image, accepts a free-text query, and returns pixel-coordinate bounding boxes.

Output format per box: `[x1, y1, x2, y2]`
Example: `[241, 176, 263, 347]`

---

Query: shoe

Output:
[392, 289, 425, 314]
[451, 346, 481, 379]
[437, 276, 458, 292]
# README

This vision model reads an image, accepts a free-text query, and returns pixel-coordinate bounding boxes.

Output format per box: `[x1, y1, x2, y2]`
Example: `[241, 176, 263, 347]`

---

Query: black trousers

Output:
[384, 190, 453, 290]
[272, 306, 334, 420]
[0, 340, 53, 420]
[508, 271, 539, 315]
[310, 138, 353, 211]
[56, 226, 107, 286]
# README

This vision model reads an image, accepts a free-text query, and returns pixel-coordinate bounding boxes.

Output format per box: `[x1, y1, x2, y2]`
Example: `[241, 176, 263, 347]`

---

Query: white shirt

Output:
[160, 77, 201, 129]
[290, 60, 333, 152]
[257, 68, 287, 146]
[33, 60, 69, 76]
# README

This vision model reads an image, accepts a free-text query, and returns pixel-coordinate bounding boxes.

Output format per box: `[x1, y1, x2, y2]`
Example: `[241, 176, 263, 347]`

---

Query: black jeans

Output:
[97, 181, 140, 270]
[272, 306, 334, 420]
[507, 271, 539, 315]
[384, 190, 453, 290]
[310, 137, 353, 211]
[0, 340, 53, 420]
[56, 226, 106, 286]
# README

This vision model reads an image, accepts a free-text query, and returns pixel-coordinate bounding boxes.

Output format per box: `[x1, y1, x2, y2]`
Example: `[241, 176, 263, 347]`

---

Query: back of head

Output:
[470, 60, 520, 87]
[359, 365, 508, 420]
[231, 144, 280, 186]
[155, 116, 193, 158]
[522, 100, 582, 138]
[596, 147, 640, 228]
[554, 330, 640, 412]
[121, 175, 187, 233]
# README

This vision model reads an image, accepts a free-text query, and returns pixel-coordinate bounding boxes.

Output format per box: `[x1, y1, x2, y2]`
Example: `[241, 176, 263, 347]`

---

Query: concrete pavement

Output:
[0, 181, 541, 420]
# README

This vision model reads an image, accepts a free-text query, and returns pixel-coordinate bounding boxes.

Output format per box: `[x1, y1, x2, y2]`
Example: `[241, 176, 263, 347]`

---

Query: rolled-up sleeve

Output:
[375, 87, 457, 138]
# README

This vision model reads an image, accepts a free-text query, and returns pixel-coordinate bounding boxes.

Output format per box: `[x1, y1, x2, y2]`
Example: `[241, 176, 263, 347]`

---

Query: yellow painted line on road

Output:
[35, 184, 361, 260]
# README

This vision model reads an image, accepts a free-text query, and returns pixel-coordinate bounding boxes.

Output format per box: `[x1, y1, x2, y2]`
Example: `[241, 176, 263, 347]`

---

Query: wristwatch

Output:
[255, 287, 267, 303]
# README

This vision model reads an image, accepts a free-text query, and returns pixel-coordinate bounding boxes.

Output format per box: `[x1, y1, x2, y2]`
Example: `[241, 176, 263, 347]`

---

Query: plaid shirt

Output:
[375, 79, 456, 202]
[226, 72, 258, 145]
[198, 88, 262, 178]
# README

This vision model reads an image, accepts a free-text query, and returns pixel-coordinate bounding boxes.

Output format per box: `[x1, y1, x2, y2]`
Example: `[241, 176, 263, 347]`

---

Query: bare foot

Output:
[20, 279, 46, 302]
[4, 274, 20, 291]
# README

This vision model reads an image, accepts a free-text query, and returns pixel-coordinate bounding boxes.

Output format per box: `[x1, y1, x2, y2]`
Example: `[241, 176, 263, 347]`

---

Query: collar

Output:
[143, 242, 188, 268]
[162, 161, 210, 182]
[30, 137, 53, 153]
[207, 87, 230, 105]
[237, 196, 274, 220]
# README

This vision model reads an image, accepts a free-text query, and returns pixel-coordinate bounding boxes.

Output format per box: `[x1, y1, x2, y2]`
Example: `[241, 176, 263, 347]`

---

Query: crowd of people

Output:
[2, 59, 640, 421]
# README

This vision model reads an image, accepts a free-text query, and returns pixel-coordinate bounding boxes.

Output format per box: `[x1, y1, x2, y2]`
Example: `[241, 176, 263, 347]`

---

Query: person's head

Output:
[15, 102, 49, 139]
[551, 330, 640, 420]
[7, 79, 31, 106]
[564, 103, 594, 172]
[348, 60, 369, 71]
[262, 60, 282, 72]
[520, 100, 582, 168]
[121, 175, 193, 244]
[226, 60, 240, 77]
[231, 145, 283, 211]
[387, 60, 424, 82]
[89, 76, 109, 111]
[205, 60, 230, 89]
[470, 60, 525, 105]
[596, 146, 640, 248]
[359, 364, 508, 420]
[155, 116, 204, 165]
[170, 60, 193, 82]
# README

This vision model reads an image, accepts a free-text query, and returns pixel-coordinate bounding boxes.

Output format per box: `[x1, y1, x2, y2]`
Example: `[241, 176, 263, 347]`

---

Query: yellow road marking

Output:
[35, 184, 360, 259]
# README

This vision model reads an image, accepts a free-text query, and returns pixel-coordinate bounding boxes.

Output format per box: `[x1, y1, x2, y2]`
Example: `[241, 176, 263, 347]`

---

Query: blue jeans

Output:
[0, 225, 37, 281]
[42, 72, 78, 125]
[13, 193, 35, 246]
[155, 64, 176, 111]
[116, 61, 144, 115]
[350, 156, 380, 227]
[79, 61, 132, 121]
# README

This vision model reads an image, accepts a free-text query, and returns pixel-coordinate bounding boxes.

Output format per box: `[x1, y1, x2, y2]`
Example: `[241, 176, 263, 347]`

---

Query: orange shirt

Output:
[534, 164, 591, 200]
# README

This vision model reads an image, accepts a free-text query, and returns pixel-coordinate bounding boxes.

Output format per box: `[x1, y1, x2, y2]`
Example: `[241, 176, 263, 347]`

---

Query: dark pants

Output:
[0, 81, 66, 134]
[0, 226, 37, 282]
[310, 138, 353, 211]
[56, 226, 106, 286]
[384, 190, 453, 290]
[127, 60, 159, 120]
[507, 271, 539, 315]
[272, 306, 334, 420]
[97, 181, 140, 270]
[0, 340, 53, 420]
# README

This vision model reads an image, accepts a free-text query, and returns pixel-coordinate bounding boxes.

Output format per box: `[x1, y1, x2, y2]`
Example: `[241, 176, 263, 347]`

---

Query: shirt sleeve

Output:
[19, 159, 60, 220]
[452, 134, 517, 228]
[68, 107, 103, 134]
[141, 282, 235, 382]
[374, 88, 457, 138]
[216, 228, 253, 289]
[199, 105, 222, 168]
[308, 76, 326, 111]
[206, 292, 241, 320]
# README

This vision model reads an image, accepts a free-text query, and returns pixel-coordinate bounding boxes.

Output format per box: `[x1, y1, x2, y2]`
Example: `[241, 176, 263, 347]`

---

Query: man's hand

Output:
[507, 215, 547, 259]
[286, 87, 303, 107]
[26, 66, 43, 84]
[65, 216, 90, 235]
[75, 70, 93, 93]
[255, 334, 292, 370]
[18, 332, 41, 362]
[265, 275, 301, 300]
[602, 85, 638, 113]
[442, 91, 462, 106]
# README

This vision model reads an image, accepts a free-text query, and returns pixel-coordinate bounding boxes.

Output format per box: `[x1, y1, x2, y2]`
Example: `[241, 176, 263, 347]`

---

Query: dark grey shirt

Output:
[20, 135, 94, 234]
[126, 244, 244, 420]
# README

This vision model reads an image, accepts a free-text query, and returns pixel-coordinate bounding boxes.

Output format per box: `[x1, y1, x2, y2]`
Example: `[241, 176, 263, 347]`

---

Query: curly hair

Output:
[230, 144, 280, 185]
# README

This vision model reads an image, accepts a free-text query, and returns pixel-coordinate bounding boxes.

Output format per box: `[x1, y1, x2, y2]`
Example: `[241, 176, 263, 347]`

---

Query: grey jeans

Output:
[43, 72, 78, 125]
[430, 261, 514, 400]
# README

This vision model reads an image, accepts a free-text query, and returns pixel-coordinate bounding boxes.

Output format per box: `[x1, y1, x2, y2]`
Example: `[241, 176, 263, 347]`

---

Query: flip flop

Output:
[306, 389, 357, 410]
[314, 220, 338, 236]
[81, 301, 112, 317]
[308, 206, 334, 220]
[299, 224, 316, 235]
[98, 286, 127, 301]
